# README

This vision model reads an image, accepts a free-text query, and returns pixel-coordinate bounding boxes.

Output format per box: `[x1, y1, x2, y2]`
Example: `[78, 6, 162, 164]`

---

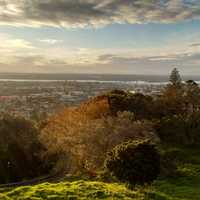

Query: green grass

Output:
[1, 146, 200, 200]
[0, 181, 145, 200]
[147, 146, 200, 200]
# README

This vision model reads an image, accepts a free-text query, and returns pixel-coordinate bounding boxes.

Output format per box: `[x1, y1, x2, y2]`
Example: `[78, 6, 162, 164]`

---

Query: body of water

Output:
[0, 73, 199, 84]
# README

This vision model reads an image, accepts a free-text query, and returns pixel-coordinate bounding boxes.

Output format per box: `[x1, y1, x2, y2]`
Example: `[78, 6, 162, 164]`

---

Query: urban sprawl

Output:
[0, 81, 164, 120]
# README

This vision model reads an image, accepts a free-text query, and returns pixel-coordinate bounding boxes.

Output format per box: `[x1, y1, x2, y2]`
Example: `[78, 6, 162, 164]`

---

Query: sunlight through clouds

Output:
[0, 1, 200, 74]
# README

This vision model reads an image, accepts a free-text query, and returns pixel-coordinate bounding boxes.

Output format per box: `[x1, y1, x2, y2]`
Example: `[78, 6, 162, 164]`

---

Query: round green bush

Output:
[105, 140, 160, 185]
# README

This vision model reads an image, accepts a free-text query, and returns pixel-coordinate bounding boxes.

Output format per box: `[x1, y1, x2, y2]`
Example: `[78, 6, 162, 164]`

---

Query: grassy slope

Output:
[1, 147, 200, 200]
[0, 181, 144, 200]
[150, 146, 200, 200]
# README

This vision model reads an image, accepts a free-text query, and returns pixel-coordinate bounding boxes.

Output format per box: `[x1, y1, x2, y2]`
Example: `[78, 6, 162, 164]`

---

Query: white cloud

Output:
[0, 34, 35, 57]
[38, 39, 63, 44]
[3, 39, 34, 49]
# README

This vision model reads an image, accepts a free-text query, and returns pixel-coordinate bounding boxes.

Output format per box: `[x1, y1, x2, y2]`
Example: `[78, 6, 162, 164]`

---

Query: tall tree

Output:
[169, 68, 182, 86]
[160, 68, 184, 116]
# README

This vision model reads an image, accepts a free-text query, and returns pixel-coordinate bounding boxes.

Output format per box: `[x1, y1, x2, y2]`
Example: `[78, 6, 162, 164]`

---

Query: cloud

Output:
[94, 50, 200, 74]
[0, 34, 35, 53]
[38, 39, 63, 44]
[190, 43, 200, 47]
[0, 0, 200, 28]
[2, 39, 34, 49]
[0, 31, 200, 74]
[1, 48, 200, 74]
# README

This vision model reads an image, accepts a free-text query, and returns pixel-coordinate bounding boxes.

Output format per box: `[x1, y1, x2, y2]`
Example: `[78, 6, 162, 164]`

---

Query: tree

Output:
[184, 80, 200, 112]
[106, 90, 154, 119]
[40, 103, 157, 174]
[154, 112, 200, 145]
[169, 68, 182, 86]
[0, 115, 45, 183]
[159, 68, 184, 116]
[105, 140, 160, 185]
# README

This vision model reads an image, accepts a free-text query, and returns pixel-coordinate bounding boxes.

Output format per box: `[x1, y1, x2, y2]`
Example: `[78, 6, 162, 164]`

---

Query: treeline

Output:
[1, 68, 200, 184]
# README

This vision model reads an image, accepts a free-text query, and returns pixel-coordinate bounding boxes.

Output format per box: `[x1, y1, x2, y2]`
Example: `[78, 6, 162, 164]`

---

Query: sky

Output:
[0, 0, 200, 75]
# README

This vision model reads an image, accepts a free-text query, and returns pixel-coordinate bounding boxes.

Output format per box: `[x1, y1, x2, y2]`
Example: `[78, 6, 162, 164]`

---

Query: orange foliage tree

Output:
[40, 96, 157, 174]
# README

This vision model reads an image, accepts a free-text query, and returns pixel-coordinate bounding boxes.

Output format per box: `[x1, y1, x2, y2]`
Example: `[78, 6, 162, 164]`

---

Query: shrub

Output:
[0, 114, 46, 183]
[185, 112, 200, 144]
[104, 140, 160, 185]
[159, 148, 183, 178]
[155, 113, 200, 145]
[154, 116, 187, 144]
[106, 90, 154, 119]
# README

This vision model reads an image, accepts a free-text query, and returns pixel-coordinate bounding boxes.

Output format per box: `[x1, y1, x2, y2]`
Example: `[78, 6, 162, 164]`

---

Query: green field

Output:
[1, 147, 200, 200]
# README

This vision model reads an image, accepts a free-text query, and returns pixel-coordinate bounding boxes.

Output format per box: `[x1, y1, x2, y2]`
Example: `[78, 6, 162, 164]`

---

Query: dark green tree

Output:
[184, 80, 200, 112]
[159, 68, 184, 117]
[106, 90, 154, 119]
[105, 140, 160, 185]
[169, 68, 182, 86]
[0, 115, 46, 183]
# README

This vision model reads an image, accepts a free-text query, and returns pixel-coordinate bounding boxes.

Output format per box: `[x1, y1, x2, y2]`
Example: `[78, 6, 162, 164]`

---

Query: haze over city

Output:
[0, 0, 200, 75]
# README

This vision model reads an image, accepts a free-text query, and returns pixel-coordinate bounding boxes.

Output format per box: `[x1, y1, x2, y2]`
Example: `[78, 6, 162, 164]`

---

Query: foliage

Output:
[153, 93, 184, 118]
[159, 148, 183, 178]
[154, 115, 187, 144]
[106, 90, 154, 119]
[184, 80, 200, 112]
[169, 68, 182, 86]
[155, 112, 200, 145]
[105, 140, 160, 185]
[40, 107, 157, 174]
[78, 95, 111, 119]
[0, 114, 46, 183]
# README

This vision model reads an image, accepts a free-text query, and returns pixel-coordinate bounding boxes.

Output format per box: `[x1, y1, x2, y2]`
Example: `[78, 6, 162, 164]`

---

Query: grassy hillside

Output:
[0, 181, 144, 200]
[1, 146, 199, 200]
[151, 146, 200, 200]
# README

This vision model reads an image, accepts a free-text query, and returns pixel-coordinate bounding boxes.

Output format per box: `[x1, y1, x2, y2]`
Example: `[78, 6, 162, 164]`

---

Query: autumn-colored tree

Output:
[40, 96, 157, 174]
[78, 95, 111, 119]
